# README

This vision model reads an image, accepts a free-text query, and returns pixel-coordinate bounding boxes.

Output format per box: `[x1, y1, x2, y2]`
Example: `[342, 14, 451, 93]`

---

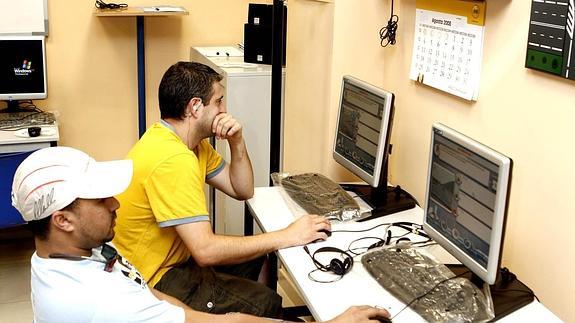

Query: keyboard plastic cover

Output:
[271, 172, 361, 221]
[362, 244, 494, 322]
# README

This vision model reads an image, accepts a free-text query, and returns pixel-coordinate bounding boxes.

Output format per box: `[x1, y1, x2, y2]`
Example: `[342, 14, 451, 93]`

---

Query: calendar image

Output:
[409, 0, 486, 101]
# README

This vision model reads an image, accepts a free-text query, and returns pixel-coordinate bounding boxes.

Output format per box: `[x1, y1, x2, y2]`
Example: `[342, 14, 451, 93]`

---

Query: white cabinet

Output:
[190, 46, 284, 236]
[0, 125, 59, 228]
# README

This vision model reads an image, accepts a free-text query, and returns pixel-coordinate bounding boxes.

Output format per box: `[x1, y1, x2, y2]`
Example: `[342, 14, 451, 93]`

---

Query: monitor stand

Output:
[339, 183, 417, 222]
[1, 100, 28, 113]
[447, 264, 535, 321]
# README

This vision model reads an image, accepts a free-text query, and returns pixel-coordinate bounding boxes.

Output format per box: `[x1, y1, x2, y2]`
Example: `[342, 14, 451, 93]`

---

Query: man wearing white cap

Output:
[11, 146, 390, 323]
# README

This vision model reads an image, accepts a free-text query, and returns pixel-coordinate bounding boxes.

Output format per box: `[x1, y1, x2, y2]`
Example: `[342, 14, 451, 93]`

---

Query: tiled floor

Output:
[0, 228, 309, 322]
[0, 228, 34, 323]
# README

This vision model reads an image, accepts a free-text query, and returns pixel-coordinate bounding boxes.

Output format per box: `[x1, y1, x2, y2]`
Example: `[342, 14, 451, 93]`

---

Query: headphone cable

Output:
[380, 0, 399, 47]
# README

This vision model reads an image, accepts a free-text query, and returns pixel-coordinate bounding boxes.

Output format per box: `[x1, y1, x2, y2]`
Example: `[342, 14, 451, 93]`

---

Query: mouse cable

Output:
[95, 0, 127, 10]
[380, 0, 399, 47]
[0, 127, 32, 132]
[331, 221, 396, 234]
[332, 221, 422, 234]
[391, 269, 471, 320]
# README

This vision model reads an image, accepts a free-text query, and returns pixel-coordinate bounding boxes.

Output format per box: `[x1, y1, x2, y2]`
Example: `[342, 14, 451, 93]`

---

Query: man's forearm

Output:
[228, 138, 254, 199]
[183, 228, 287, 266]
[177, 214, 330, 267]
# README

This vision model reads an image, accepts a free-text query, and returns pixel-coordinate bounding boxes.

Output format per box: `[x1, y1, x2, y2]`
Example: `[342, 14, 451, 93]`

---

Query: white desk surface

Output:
[247, 186, 561, 322]
[0, 125, 59, 145]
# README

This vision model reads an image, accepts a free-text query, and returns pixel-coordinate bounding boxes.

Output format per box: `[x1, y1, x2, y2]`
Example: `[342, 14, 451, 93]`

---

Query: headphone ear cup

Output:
[329, 259, 346, 276]
[343, 256, 353, 272]
[310, 246, 354, 276]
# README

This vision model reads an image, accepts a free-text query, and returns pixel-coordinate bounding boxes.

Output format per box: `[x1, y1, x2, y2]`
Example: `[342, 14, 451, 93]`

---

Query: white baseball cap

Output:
[11, 146, 133, 222]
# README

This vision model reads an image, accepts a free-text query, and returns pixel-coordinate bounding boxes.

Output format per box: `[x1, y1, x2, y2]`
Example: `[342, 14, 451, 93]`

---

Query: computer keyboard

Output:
[362, 246, 493, 322]
[278, 173, 360, 221]
[0, 111, 56, 129]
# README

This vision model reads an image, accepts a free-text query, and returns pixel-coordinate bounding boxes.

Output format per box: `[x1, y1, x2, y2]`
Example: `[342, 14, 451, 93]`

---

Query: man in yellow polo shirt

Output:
[113, 62, 332, 318]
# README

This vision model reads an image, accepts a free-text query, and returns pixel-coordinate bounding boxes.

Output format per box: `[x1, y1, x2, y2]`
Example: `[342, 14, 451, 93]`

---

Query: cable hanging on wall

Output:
[94, 0, 127, 10]
[380, 0, 399, 47]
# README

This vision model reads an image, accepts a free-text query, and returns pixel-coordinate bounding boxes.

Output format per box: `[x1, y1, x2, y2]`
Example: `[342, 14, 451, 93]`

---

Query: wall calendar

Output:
[409, 0, 486, 101]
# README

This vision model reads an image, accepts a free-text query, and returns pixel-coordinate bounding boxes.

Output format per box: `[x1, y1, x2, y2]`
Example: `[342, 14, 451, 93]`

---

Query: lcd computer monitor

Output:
[0, 35, 47, 111]
[423, 123, 512, 285]
[333, 76, 415, 221]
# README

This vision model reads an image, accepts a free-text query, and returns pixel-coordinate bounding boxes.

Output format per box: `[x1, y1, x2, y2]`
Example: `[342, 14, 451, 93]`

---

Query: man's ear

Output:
[187, 98, 203, 117]
[51, 210, 75, 233]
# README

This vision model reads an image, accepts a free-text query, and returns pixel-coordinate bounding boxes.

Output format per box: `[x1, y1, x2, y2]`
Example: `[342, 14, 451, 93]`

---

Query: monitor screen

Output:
[423, 123, 512, 285]
[0, 35, 47, 103]
[333, 76, 394, 188]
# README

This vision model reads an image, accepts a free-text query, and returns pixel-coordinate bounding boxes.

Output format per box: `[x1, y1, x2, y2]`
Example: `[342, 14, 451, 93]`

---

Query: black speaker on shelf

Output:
[244, 3, 286, 65]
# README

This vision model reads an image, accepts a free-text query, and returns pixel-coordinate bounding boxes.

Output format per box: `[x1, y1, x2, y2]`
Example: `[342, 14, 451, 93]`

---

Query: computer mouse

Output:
[370, 315, 392, 323]
[319, 229, 332, 237]
[27, 127, 41, 137]
[311, 229, 332, 243]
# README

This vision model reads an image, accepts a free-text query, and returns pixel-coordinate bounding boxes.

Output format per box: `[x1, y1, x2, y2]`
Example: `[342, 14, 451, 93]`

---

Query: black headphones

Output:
[304, 245, 354, 276]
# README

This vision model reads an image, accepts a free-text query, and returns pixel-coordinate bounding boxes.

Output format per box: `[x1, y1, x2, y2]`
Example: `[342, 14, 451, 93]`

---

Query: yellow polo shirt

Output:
[113, 121, 224, 286]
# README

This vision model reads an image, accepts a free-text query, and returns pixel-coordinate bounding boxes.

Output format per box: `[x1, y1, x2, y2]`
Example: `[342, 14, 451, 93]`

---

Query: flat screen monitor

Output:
[333, 76, 415, 221]
[0, 35, 47, 111]
[333, 75, 393, 188]
[423, 123, 512, 285]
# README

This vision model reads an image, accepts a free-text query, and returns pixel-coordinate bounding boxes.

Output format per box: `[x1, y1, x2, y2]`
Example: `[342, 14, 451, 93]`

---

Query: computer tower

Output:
[244, 3, 286, 65]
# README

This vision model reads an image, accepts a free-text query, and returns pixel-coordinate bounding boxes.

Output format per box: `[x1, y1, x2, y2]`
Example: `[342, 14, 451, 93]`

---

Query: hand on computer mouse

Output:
[370, 315, 392, 323]
[311, 229, 332, 243]
[319, 228, 332, 237]
[324, 305, 391, 323]
[281, 214, 331, 247]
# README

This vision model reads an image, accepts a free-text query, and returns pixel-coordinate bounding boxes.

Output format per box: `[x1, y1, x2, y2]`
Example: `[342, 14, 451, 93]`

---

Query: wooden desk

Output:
[94, 7, 188, 137]
[246, 186, 562, 322]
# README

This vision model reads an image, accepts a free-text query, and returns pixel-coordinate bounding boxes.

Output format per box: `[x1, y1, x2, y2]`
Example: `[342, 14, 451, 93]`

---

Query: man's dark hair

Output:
[26, 199, 78, 240]
[158, 61, 223, 120]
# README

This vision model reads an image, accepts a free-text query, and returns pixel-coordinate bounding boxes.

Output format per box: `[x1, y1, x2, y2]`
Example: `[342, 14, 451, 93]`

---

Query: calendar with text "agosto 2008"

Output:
[409, 0, 486, 101]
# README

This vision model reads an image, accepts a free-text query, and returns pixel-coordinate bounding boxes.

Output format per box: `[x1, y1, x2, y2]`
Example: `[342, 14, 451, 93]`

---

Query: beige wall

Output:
[285, 0, 574, 321]
[43, 0, 266, 160]
[283, 0, 334, 172]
